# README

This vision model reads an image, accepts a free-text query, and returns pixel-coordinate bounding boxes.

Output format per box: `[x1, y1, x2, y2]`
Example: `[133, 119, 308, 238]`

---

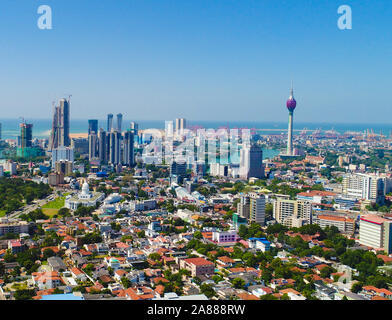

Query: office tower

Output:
[249, 193, 266, 226]
[193, 161, 206, 176]
[71, 138, 89, 155]
[175, 118, 186, 135]
[180, 118, 186, 133]
[19, 122, 33, 148]
[237, 195, 251, 219]
[108, 131, 121, 165]
[122, 131, 135, 166]
[55, 160, 73, 176]
[130, 121, 138, 132]
[50, 98, 70, 150]
[237, 193, 266, 226]
[239, 144, 264, 179]
[165, 120, 174, 137]
[88, 119, 98, 135]
[342, 173, 387, 205]
[170, 161, 187, 183]
[88, 133, 98, 161]
[210, 163, 229, 177]
[175, 118, 180, 135]
[130, 122, 138, 135]
[170, 161, 187, 176]
[107, 114, 114, 132]
[273, 199, 312, 228]
[51, 147, 74, 167]
[117, 113, 123, 133]
[130, 122, 139, 143]
[359, 214, 392, 254]
[286, 84, 297, 156]
[98, 129, 107, 164]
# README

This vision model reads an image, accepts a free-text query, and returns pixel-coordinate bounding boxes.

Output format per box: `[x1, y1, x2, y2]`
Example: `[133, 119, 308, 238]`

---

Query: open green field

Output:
[41, 195, 67, 216]
[0, 210, 6, 217]
[42, 196, 66, 209]
[41, 208, 60, 217]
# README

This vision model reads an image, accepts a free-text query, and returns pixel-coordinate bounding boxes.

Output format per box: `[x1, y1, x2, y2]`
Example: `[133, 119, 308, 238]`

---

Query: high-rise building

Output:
[130, 122, 139, 144]
[175, 118, 180, 135]
[55, 160, 73, 176]
[117, 113, 123, 133]
[175, 118, 186, 135]
[98, 129, 107, 164]
[19, 122, 33, 148]
[165, 120, 174, 138]
[108, 130, 121, 165]
[17, 122, 40, 158]
[51, 147, 74, 167]
[249, 193, 266, 225]
[239, 144, 264, 179]
[88, 119, 98, 135]
[342, 173, 387, 205]
[130, 122, 138, 134]
[107, 114, 114, 132]
[0, 123, 2, 140]
[273, 199, 312, 228]
[237, 193, 266, 226]
[122, 131, 135, 166]
[238, 195, 251, 219]
[359, 214, 392, 254]
[180, 118, 186, 133]
[50, 98, 70, 150]
[286, 84, 297, 156]
[88, 133, 98, 161]
[170, 161, 187, 183]
[71, 138, 89, 155]
[210, 163, 229, 177]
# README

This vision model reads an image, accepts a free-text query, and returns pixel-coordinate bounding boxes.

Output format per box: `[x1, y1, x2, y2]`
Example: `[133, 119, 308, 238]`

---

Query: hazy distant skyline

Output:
[0, 0, 391, 123]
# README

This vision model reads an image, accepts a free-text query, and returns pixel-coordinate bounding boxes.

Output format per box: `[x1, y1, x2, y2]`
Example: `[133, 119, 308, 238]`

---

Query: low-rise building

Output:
[179, 257, 215, 277]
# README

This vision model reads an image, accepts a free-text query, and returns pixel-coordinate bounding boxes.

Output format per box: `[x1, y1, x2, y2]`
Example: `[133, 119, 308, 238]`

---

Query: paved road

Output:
[6, 191, 61, 220]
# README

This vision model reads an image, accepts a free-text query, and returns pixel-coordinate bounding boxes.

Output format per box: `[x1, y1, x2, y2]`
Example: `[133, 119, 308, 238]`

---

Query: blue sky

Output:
[0, 0, 391, 123]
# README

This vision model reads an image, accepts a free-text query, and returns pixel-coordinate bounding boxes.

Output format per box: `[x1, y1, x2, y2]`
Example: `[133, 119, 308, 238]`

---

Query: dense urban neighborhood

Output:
[1, 112, 392, 301]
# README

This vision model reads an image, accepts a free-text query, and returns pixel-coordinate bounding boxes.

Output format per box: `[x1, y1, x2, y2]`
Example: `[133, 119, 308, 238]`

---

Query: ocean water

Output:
[1, 118, 391, 140]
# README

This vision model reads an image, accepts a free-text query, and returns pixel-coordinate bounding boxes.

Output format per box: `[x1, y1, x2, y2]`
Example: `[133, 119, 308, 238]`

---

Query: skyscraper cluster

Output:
[107, 113, 123, 132]
[88, 114, 134, 167]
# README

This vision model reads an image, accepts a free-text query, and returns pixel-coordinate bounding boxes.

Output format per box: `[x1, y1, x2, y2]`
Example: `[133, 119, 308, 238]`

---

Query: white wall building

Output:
[273, 199, 312, 228]
[65, 181, 104, 210]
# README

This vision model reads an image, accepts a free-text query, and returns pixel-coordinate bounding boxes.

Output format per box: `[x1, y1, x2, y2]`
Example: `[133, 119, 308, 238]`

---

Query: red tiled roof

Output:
[184, 257, 214, 266]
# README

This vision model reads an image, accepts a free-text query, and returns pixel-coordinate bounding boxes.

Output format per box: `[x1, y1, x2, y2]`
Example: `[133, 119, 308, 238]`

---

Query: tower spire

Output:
[290, 81, 294, 98]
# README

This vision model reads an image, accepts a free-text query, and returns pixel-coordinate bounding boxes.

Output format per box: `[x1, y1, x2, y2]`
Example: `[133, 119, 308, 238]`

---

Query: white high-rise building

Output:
[210, 163, 229, 177]
[51, 147, 74, 167]
[273, 199, 312, 228]
[249, 193, 266, 225]
[165, 120, 174, 138]
[342, 173, 388, 204]
[237, 193, 266, 226]
[359, 214, 392, 253]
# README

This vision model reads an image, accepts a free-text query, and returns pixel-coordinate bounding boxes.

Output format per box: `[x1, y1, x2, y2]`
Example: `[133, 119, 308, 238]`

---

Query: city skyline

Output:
[0, 0, 391, 123]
